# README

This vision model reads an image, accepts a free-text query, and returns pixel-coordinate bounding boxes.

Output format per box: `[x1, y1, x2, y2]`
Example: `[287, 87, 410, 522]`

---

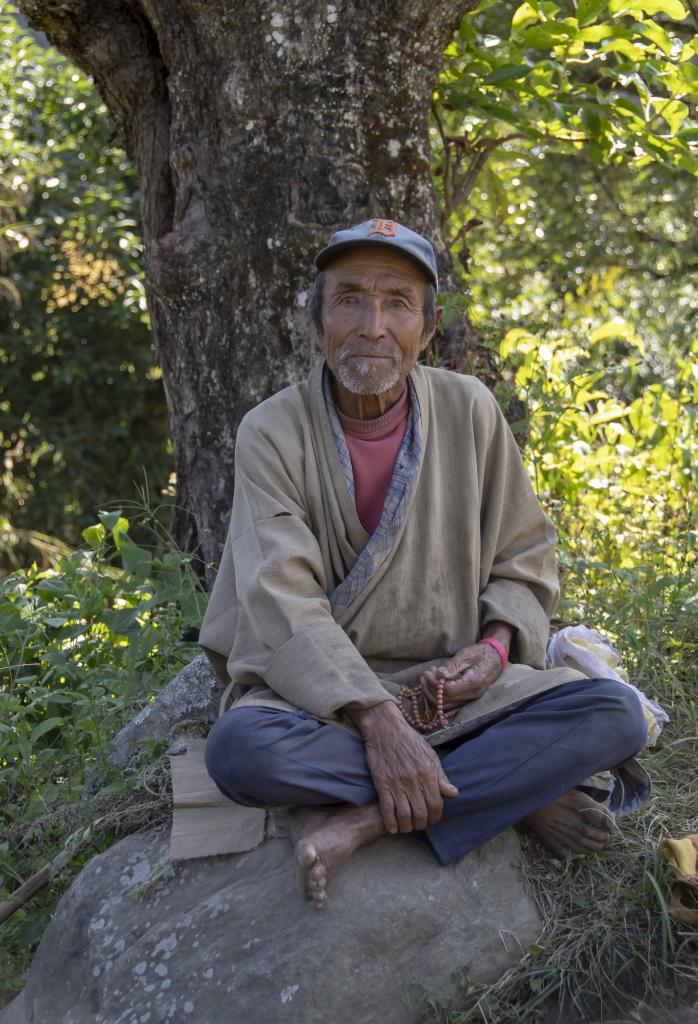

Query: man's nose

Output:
[357, 299, 387, 340]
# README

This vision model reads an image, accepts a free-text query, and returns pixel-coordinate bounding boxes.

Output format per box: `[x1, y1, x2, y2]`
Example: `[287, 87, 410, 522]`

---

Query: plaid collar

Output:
[322, 365, 424, 618]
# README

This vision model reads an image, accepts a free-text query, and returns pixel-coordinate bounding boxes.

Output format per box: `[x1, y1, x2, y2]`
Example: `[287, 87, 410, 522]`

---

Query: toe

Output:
[309, 861, 325, 882]
[297, 840, 319, 871]
[312, 888, 327, 910]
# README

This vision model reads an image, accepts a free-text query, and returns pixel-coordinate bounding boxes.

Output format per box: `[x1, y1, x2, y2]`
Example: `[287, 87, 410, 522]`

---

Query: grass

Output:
[423, 549, 698, 1024]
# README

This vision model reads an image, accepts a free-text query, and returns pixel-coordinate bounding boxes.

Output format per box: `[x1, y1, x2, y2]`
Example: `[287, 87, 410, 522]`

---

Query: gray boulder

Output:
[110, 656, 224, 770]
[0, 993, 25, 1024]
[21, 826, 541, 1024]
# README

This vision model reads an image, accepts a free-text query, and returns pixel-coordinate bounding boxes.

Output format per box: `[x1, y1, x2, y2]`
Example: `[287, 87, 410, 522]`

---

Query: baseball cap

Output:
[314, 218, 438, 290]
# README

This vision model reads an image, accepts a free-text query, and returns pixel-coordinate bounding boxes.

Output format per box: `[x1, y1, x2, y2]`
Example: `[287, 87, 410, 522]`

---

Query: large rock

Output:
[0, 994, 24, 1024]
[21, 826, 541, 1024]
[110, 655, 223, 770]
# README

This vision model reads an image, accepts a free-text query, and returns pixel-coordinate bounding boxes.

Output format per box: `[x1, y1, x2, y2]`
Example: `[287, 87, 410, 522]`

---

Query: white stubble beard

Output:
[335, 343, 403, 396]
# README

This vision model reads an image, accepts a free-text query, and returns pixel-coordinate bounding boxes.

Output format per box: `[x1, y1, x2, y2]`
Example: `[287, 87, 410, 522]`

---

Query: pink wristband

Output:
[478, 636, 509, 669]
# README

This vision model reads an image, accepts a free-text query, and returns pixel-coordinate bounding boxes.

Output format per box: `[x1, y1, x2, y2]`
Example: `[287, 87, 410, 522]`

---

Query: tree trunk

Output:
[18, 0, 478, 570]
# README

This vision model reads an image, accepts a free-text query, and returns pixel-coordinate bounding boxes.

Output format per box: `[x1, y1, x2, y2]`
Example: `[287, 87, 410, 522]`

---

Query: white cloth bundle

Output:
[547, 625, 668, 746]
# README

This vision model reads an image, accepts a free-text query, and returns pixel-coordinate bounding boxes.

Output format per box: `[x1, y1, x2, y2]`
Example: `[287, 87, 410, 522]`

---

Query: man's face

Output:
[319, 246, 435, 399]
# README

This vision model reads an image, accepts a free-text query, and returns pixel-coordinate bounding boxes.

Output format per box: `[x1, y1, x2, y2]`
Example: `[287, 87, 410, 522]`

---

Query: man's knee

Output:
[587, 678, 648, 759]
[205, 708, 271, 803]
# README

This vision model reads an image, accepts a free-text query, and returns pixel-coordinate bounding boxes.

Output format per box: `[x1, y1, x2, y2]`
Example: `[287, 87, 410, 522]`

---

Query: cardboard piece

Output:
[169, 739, 266, 861]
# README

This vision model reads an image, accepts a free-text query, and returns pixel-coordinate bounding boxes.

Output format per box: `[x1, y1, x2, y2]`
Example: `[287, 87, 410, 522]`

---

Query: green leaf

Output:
[633, 20, 675, 57]
[679, 38, 698, 61]
[43, 615, 68, 628]
[45, 692, 75, 706]
[578, 0, 610, 24]
[600, 37, 645, 61]
[608, 0, 687, 17]
[467, 96, 533, 131]
[82, 523, 106, 549]
[590, 320, 645, 353]
[98, 511, 130, 548]
[578, 24, 632, 42]
[98, 510, 125, 531]
[500, 329, 539, 361]
[101, 607, 141, 636]
[482, 163, 509, 225]
[30, 717, 64, 744]
[512, 2, 539, 31]
[678, 62, 698, 96]
[613, 96, 646, 121]
[119, 537, 153, 578]
[654, 98, 688, 134]
[35, 577, 70, 598]
[483, 65, 533, 85]
[519, 22, 577, 48]
[674, 151, 698, 173]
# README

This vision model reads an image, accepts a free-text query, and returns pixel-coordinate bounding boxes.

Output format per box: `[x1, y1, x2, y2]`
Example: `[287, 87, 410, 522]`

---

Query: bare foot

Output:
[524, 789, 616, 856]
[294, 803, 385, 911]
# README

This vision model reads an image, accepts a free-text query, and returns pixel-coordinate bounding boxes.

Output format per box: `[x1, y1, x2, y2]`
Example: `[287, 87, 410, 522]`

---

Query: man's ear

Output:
[420, 306, 443, 352]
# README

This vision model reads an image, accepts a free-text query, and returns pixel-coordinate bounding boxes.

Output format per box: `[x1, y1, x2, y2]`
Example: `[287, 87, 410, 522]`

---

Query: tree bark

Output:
[18, 0, 478, 570]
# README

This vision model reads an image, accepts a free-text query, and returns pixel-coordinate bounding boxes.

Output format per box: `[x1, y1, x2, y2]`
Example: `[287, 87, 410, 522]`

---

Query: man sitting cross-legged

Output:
[200, 220, 648, 910]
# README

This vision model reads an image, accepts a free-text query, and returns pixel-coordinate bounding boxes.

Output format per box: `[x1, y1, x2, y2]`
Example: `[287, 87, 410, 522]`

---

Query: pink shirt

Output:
[336, 387, 410, 535]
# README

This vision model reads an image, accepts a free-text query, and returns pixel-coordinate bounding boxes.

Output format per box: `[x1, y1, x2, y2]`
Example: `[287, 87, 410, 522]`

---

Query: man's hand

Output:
[344, 702, 458, 834]
[420, 621, 513, 710]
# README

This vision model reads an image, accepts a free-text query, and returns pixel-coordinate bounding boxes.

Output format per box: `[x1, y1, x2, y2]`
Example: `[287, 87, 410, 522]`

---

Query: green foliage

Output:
[0, 505, 207, 987]
[0, 7, 171, 553]
[501, 328, 697, 578]
[429, 9, 698, 1018]
[434, 0, 698, 250]
[445, 151, 697, 596]
[431, 3, 697, 597]
[0, 508, 205, 827]
[438, 0, 691, 188]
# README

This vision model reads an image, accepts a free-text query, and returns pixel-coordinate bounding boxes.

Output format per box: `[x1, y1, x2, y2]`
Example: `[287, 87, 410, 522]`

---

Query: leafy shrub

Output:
[0, 509, 206, 823]
[0, 506, 208, 989]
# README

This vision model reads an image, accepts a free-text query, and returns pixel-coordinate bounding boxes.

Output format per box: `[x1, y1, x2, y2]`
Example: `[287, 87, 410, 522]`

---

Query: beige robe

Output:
[200, 359, 585, 744]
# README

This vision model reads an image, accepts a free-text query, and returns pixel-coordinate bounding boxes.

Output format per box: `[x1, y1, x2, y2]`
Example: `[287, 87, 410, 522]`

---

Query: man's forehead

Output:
[323, 249, 427, 292]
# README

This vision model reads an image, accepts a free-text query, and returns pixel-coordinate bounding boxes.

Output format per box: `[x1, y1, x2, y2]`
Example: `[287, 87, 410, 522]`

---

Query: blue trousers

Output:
[205, 679, 647, 865]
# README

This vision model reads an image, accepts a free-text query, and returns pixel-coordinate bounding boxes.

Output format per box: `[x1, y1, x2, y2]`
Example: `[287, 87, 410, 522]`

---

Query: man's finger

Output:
[393, 790, 414, 833]
[376, 787, 398, 835]
[448, 676, 483, 698]
[421, 671, 444, 704]
[438, 765, 459, 798]
[443, 666, 494, 703]
[422, 774, 445, 825]
[407, 789, 430, 831]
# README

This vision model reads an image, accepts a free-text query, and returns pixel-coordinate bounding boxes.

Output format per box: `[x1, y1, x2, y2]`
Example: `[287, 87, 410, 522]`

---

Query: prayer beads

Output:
[397, 678, 460, 733]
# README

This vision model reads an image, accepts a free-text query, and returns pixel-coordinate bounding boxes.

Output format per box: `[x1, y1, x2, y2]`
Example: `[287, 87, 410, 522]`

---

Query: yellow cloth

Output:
[659, 835, 698, 925]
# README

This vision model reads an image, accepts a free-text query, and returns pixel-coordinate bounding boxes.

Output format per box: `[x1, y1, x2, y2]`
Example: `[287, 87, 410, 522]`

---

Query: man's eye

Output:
[340, 295, 358, 304]
[389, 298, 408, 308]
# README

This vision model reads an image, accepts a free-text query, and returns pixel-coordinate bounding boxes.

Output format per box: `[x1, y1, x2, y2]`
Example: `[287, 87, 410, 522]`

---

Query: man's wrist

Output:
[343, 699, 403, 738]
[480, 620, 514, 655]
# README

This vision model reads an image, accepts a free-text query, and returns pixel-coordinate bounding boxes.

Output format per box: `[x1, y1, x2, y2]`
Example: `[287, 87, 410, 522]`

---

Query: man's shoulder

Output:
[417, 364, 498, 412]
[238, 377, 310, 440]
